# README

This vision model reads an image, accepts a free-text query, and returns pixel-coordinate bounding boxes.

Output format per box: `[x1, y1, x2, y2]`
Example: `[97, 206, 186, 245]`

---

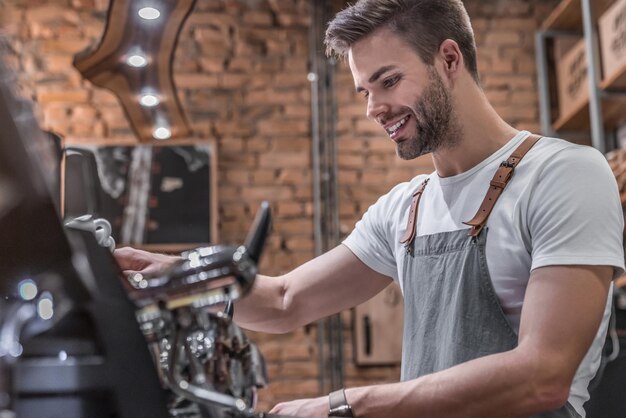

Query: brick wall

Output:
[1, 0, 557, 412]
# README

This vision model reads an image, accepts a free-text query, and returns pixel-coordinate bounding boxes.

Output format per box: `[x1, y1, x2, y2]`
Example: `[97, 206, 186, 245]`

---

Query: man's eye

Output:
[383, 76, 399, 88]
[362, 91, 370, 100]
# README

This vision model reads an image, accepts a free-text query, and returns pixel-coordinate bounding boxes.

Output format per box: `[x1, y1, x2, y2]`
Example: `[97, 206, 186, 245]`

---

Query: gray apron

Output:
[399, 135, 581, 417]
[401, 227, 580, 417]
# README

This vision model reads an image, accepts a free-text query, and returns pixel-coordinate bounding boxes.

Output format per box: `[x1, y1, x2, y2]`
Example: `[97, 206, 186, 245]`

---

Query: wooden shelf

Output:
[542, 0, 613, 31]
[601, 60, 626, 90]
[553, 94, 626, 132]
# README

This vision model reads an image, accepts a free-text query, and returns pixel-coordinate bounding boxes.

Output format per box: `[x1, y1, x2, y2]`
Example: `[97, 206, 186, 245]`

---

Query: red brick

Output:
[258, 119, 309, 136]
[220, 73, 249, 88]
[259, 152, 310, 168]
[71, 122, 96, 136]
[271, 72, 307, 88]
[199, 57, 227, 73]
[214, 121, 255, 137]
[339, 170, 359, 183]
[338, 154, 364, 169]
[482, 75, 534, 91]
[484, 31, 523, 46]
[491, 59, 515, 74]
[70, 0, 95, 9]
[278, 168, 310, 185]
[283, 105, 310, 119]
[43, 105, 69, 123]
[285, 237, 314, 251]
[224, 169, 249, 185]
[273, 219, 312, 235]
[39, 39, 90, 54]
[243, 11, 274, 26]
[70, 104, 97, 122]
[250, 168, 277, 184]
[247, 137, 272, 152]
[245, 89, 301, 105]
[277, 14, 309, 27]
[92, 89, 118, 106]
[277, 201, 304, 217]
[491, 18, 537, 31]
[367, 138, 394, 152]
[36, 89, 89, 104]
[245, 186, 294, 201]
[175, 73, 220, 89]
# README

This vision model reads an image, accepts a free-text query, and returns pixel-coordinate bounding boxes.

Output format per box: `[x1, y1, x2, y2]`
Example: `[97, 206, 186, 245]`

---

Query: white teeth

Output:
[387, 116, 408, 134]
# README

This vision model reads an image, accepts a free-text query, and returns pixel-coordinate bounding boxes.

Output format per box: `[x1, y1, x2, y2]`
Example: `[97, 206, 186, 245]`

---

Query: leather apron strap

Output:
[463, 134, 542, 236]
[400, 134, 542, 251]
[399, 178, 429, 255]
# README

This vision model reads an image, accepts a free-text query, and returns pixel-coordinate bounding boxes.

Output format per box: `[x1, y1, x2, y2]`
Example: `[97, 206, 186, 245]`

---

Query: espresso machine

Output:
[0, 50, 290, 418]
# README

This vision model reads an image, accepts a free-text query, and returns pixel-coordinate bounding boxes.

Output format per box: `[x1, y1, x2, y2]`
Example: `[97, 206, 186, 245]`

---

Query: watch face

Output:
[328, 406, 354, 418]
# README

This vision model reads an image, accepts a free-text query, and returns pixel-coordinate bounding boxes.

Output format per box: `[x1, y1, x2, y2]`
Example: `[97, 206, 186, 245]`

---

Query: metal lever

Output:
[224, 300, 234, 320]
[244, 201, 272, 264]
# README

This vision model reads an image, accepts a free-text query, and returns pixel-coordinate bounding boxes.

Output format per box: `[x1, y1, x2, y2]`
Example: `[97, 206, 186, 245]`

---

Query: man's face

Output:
[348, 28, 460, 160]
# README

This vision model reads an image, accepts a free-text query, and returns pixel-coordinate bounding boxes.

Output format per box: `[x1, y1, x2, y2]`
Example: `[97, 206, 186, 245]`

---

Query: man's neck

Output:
[431, 86, 519, 178]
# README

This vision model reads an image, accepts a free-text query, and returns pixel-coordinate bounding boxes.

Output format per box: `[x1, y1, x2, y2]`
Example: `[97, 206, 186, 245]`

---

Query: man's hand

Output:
[269, 395, 328, 418]
[113, 246, 181, 277]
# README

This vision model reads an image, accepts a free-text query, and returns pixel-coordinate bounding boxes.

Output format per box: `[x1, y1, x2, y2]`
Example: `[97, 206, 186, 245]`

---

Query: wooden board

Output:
[542, 0, 614, 31]
[354, 282, 403, 366]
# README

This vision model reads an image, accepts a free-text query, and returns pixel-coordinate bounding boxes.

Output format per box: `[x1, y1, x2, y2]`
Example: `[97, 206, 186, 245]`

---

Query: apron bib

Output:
[399, 135, 580, 417]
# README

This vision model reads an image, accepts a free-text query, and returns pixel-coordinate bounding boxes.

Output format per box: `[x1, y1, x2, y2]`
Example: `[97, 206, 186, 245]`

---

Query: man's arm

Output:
[114, 244, 393, 334]
[234, 244, 393, 333]
[270, 264, 613, 417]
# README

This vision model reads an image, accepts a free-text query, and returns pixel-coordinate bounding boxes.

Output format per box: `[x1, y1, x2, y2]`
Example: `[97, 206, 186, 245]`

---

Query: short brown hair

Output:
[325, 0, 480, 84]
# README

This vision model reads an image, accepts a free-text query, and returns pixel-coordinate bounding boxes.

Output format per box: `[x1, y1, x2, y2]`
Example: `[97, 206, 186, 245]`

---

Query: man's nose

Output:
[366, 94, 388, 122]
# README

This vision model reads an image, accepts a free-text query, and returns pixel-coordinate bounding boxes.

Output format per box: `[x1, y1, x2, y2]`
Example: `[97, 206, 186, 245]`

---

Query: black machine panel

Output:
[0, 48, 168, 418]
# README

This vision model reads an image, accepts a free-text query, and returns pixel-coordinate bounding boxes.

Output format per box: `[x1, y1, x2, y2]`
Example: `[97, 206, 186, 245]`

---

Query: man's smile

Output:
[384, 114, 411, 141]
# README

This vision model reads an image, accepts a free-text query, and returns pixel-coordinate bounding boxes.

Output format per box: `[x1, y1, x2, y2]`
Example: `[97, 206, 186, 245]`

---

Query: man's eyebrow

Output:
[355, 65, 398, 92]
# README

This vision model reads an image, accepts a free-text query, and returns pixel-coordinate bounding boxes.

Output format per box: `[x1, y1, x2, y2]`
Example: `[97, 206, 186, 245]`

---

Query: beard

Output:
[395, 67, 461, 160]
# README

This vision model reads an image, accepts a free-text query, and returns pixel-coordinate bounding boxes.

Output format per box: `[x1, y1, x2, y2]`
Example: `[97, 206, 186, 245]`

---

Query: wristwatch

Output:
[328, 388, 355, 417]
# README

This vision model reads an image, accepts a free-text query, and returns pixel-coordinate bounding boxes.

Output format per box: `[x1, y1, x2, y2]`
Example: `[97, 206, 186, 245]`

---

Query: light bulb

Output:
[138, 7, 161, 20]
[140, 94, 160, 107]
[153, 126, 171, 140]
[37, 297, 54, 320]
[18, 279, 37, 301]
[127, 54, 148, 68]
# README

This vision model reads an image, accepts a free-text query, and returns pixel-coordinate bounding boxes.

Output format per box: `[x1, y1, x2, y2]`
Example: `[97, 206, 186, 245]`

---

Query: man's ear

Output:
[439, 39, 463, 79]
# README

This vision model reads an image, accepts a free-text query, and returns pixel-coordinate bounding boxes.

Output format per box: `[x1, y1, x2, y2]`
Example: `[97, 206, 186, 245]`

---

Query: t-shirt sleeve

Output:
[528, 146, 625, 279]
[342, 183, 411, 282]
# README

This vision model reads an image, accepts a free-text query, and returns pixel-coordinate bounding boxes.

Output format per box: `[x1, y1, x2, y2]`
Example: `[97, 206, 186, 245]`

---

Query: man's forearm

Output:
[346, 348, 570, 418]
[233, 274, 295, 333]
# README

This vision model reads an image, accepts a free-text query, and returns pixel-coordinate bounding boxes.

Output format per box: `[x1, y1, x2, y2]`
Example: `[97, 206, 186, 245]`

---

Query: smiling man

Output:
[115, 1, 625, 417]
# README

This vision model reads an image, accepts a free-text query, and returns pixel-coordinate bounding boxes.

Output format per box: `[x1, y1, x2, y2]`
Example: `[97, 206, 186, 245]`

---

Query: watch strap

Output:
[328, 388, 354, 417]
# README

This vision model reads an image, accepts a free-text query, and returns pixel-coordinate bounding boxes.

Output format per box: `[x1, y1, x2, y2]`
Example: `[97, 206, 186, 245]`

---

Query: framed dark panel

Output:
[63, 140, 217, 252]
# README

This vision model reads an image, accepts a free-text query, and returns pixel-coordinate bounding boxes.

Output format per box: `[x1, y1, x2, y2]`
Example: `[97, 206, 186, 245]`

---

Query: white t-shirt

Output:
[343, 131, 625, 416]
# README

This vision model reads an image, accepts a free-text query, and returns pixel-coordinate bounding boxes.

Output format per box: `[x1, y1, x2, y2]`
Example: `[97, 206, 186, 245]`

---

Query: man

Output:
[116, 1, 625, 417]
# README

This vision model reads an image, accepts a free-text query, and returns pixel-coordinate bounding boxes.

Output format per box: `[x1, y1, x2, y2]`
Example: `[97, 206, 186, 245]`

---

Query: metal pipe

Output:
[581, 0, 606, 153]
[318, 3, 344, 392]
[308, 0, 326, 395]
[534, 30, 581, 137]
[535, 31, 554, 136]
